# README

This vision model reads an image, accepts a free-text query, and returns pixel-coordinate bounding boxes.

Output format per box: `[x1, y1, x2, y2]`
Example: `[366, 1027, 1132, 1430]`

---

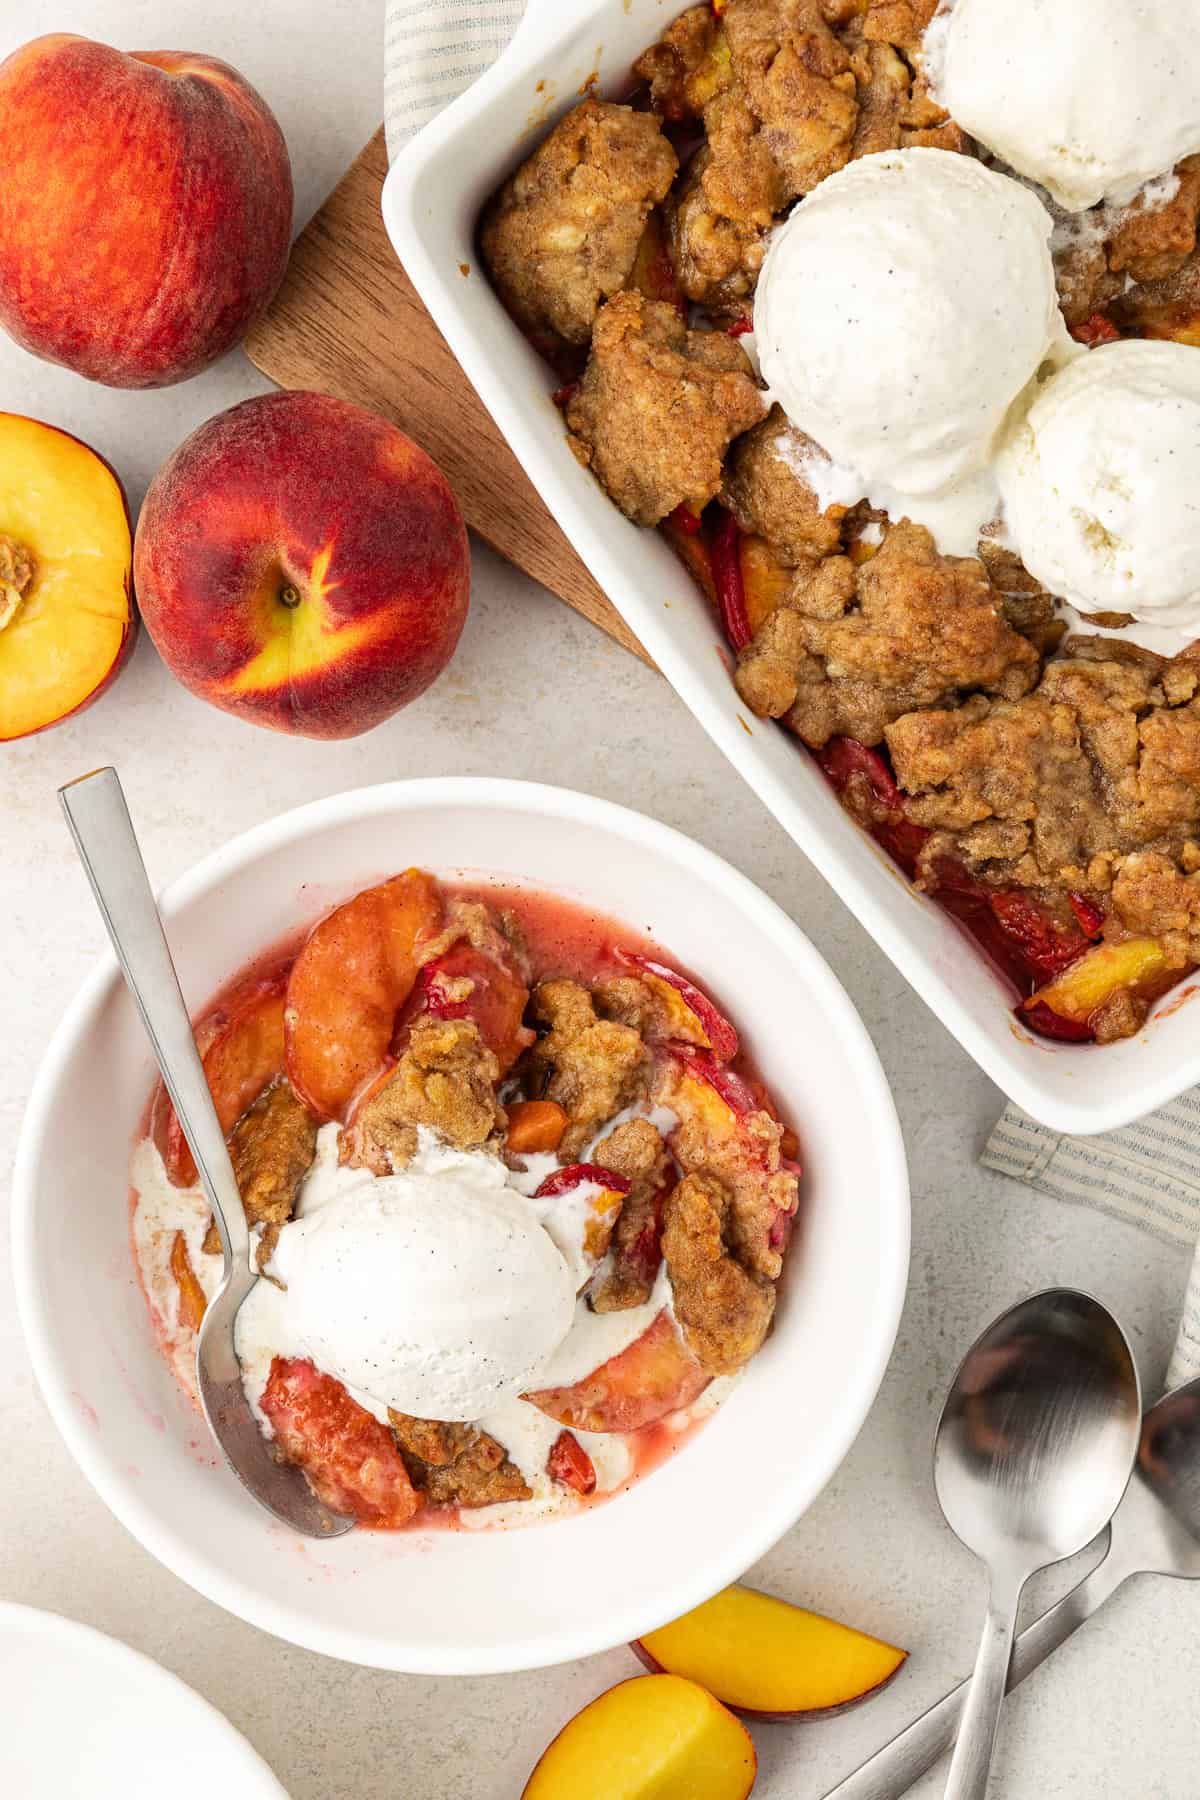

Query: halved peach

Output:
[284, 869, 442, 1120]
[618, 952, 738, 1060]
[1023, 937, 1169, 1028]
[522, 1675, 755, 1800]
[631, 1585, 908, 1720]
[416, 940, 532, 1073]
[525, 1310, 708, 1433]
[0, 412, 135, 740]
[157, 975, 289, 1188]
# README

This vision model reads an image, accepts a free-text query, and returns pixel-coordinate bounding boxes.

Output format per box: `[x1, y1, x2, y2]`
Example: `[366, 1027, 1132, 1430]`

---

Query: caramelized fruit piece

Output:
[284, 869, 442, 1119]
[1070, 312, 1122, 346]
[536, 1163, 631, 1262]
[738, 533, 791, 638]
[522, 1675, 756, 1800]
[416, 940, 532, 1074]
[711, 510, 752, 650]
[525, 1310, 708, 1433]
[661, 507, 718, 606]
[159, 976, 289, 1187]
[169, 1232, 208, 1333]
[1024, 937, 1169, 1027]
[629, 209, 684, 313]
[816, 736, 932, 877]
[664, 1048, 799, 1261]
[618, 951, 738, 1060]
[506, 1099, 569, 1154]
[547, 1430, 597, 1496]
[260, 1356, 420, 1528]
[632, 1585, 907, 1720]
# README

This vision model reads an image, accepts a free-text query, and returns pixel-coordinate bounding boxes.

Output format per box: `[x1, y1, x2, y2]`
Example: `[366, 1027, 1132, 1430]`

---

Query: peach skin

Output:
[134, 393, 471, 738]
[0, 34, 293, 388]
[0, 412, 135, 740]
[632, 1585, 908, 1719]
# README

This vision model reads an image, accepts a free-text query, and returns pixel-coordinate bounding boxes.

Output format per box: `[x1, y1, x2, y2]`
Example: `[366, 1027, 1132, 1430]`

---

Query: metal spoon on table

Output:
[821, 1372, 1200, 1800]
[933, 1290, 1141, 1800]
[60, 766, 354, 1540]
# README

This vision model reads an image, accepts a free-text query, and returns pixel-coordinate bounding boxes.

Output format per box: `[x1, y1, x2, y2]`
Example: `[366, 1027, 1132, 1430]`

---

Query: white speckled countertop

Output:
[1, 4, 1197, 1795]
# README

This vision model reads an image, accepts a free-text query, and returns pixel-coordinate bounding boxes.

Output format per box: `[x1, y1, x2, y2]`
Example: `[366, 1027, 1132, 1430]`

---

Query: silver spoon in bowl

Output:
[60, 766, 354, 1540]
[934, 1289, 1141, 1800]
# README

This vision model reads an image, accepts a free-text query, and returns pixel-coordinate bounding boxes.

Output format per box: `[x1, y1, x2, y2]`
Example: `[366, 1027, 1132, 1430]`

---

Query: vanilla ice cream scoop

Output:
[932, 0, 1200, 211]
[754, 149, 1066, 541]
[238, 1136, 576, 1422]
[997, 340, 1200, 632]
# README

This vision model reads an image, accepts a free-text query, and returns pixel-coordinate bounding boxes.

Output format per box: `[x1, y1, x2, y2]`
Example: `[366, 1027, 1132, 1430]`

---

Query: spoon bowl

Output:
[934, 1289, 1143, 1568]
[933, 1289, 1141, 1800]
[59, 766, 353, 1541]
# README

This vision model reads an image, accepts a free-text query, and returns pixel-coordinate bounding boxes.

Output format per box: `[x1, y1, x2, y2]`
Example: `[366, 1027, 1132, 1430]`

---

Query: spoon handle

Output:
[818, 1550, 1125, 1800]
[941, 1572, 1022, 1800]
[59, 767, 248, 1270]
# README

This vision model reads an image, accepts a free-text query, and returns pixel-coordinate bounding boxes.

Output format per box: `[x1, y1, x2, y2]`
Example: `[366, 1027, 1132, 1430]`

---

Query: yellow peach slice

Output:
[632, 1585, 907, 1720]
[521, 1675, 756, 1800]
[1025, 937, 1168, 1025]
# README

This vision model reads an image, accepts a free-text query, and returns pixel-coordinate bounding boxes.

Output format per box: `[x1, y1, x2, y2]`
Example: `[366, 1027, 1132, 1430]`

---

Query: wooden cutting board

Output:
[244, 130, 653, 668]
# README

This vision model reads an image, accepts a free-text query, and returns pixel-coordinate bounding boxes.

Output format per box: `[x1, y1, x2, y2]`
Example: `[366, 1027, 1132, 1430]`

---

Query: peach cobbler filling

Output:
[132, 872, 800, 1529]
[479, 0, 1200, 1045]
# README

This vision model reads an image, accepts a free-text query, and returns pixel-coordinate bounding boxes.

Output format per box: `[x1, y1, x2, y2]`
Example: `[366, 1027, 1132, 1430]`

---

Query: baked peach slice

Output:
[525, 1310, 708, 1433]
[0, 412, 135, 740]
[156, 974, 289, 1188]
[738, 533, 792, 639]
[506, 1099, 569, 1154]
[546, 1430, 597, 1496]
[261, 1356, 420, 1528]
[618, 952, 738, 1060]
[417, 940, 533, 1074]
[284, 869, 442, 1119]
[1022, 937, 1170, 1035]
[169, 1232, 209, 1333]
[631, 1585, 908, 1720]
[522, 1675, 755, 1800]
[660, 1049, 800, 1268]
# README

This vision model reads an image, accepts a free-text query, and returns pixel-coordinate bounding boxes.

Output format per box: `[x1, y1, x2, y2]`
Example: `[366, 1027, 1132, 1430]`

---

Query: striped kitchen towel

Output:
[983, 1095, 1200, 1389]
[384, 0, 525, 160]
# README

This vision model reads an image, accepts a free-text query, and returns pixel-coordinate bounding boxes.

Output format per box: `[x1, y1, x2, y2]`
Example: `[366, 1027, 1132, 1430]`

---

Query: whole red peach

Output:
[0, 34, 293, 388]
[133, 392, 471, 739]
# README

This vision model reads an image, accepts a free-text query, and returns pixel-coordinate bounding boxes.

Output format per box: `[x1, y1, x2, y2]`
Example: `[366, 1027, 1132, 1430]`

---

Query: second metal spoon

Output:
[821, 1368, 1200, 1800]
[60, 766, 353, 1540]
[933, 1289, 1141, 1800]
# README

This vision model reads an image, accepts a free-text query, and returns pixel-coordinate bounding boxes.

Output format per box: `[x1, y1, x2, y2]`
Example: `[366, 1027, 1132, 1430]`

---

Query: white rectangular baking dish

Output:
[382, 0, 1200, 1135]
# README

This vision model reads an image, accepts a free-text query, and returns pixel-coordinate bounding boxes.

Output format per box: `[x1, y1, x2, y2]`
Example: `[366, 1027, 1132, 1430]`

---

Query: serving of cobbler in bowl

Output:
[14, 779, 907, 1671]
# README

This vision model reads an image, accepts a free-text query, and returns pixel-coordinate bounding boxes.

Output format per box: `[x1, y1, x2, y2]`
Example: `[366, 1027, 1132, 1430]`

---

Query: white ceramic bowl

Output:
[383, 0, 1200, 1135]
[14, 778, 908, 1674]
